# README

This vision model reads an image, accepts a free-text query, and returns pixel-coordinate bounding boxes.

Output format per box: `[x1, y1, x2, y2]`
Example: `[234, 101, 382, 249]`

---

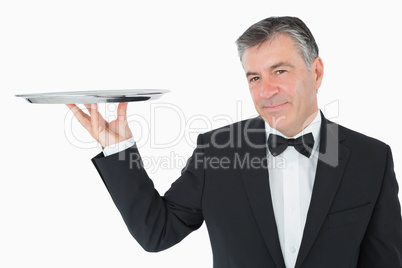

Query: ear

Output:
[311, 57, 324, 91]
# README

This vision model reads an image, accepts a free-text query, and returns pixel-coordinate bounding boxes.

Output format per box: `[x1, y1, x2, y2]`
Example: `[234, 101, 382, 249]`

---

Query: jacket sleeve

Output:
[91, 135, 206, 252]
[358, 146, 402, 267]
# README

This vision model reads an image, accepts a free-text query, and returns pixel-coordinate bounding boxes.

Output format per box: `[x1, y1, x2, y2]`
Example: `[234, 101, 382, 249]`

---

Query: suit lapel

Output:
[237, 115, 350, 268]
[237, 117, 286, 268]
[295, 116, 350, 267]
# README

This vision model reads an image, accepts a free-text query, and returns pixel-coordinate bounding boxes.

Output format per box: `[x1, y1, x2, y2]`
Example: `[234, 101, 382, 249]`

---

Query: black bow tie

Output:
[267, 133, 315, 158]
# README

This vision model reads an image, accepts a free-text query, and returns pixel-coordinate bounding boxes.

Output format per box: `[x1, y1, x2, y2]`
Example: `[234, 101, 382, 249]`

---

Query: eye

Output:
[249, 76, 260, 83]
[275, 70, 286, 75]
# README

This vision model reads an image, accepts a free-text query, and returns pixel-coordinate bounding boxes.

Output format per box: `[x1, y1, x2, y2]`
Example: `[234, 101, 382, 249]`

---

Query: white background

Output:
[1, 0, 401, 267]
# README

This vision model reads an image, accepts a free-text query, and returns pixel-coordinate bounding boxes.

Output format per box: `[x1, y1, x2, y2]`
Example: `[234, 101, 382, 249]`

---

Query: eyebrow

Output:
[270, 61, 294, 70]
[246, 62, 295, 77]
[246, 71, 259, 78]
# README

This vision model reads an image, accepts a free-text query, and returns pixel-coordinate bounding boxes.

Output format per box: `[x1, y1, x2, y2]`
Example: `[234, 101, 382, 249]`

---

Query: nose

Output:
[260, 77, 279, 98]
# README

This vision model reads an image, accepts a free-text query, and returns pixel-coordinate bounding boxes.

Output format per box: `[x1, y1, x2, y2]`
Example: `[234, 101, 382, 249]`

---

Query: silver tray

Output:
[15, 89, 170, 104]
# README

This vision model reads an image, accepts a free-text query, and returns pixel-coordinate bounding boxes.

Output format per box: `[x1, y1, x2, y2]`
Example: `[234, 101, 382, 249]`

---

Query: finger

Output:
[66, 104, 92, 132]
[89, 103, 101, 132]
[117, 102, 128, 121]
[88, 103, 110, 133]
[83, 103, 92, 110]
[83, 103, 109, 131]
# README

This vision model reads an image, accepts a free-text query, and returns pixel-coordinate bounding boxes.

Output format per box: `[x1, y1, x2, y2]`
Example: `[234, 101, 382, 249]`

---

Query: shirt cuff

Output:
[102, 137, 136, 157]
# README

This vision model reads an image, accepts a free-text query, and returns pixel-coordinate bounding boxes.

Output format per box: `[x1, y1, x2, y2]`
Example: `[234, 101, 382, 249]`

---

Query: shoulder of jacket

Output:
[335, 121, 389, 154]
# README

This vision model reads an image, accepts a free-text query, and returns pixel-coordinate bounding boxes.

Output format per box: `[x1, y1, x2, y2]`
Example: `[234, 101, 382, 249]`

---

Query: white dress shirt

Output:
[265, 111, 321, 268]
[103, 112, 322, 267]
[103, 137, 135, 157]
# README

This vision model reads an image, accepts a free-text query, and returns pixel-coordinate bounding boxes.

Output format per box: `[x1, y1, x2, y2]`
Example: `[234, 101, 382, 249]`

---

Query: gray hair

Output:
[236, 16, 319, 70]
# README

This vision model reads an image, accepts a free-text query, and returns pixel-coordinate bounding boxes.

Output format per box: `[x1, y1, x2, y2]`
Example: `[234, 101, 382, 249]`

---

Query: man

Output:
[67, 16, 402, 267]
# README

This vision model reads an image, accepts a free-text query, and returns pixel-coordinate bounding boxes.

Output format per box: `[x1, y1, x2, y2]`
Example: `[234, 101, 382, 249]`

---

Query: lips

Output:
[264, 102, 288, 109]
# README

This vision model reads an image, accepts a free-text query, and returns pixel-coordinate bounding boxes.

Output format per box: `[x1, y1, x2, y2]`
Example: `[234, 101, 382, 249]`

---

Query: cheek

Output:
[292, 90, 316, 116]
[249, 87, 261, 104]
[289, 78, 314, 105]
[278, 81, 296, 102]
[301, 79, 317, 101]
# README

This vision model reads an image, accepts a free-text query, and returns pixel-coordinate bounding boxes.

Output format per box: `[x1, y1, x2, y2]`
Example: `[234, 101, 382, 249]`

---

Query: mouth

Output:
[263, 102, 288, 111]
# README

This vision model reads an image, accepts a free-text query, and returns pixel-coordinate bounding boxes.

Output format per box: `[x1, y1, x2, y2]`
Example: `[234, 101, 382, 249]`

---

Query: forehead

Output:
[242, 34, 303, 68]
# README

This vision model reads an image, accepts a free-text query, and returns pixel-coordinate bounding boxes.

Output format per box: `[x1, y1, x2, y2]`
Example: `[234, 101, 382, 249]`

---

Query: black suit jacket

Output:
[92, 114, 402, 267]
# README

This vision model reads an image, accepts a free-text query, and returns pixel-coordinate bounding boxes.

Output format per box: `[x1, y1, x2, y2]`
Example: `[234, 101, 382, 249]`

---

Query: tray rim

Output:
[15, 89, 170, 98]
[15, 89, 170, 104]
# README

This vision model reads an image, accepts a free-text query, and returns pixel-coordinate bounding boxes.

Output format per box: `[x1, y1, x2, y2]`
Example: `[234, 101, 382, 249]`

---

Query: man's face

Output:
[242, 34, 324, 137]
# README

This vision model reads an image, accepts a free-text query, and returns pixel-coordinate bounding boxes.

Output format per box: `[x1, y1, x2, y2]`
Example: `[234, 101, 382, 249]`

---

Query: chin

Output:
[262, 110, 288, 123]
[263, 113, 297, 134]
